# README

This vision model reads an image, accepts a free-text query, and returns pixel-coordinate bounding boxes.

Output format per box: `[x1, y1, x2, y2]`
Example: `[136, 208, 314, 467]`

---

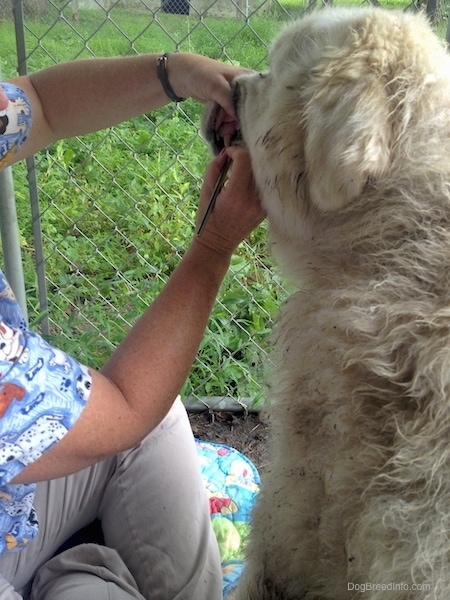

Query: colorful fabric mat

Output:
[195, 439, 261, 598]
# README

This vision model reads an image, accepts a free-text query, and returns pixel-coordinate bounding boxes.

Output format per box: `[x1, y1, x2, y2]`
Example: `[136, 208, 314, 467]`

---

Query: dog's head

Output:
[203, 8, 446, 221]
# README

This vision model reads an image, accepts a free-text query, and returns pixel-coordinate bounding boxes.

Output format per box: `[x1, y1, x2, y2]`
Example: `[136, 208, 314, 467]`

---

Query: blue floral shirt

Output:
[0, 270, 91, 554]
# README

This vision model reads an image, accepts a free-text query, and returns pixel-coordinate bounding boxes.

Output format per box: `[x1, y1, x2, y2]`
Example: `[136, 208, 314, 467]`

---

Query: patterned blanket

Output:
[195, 439, 261, 598]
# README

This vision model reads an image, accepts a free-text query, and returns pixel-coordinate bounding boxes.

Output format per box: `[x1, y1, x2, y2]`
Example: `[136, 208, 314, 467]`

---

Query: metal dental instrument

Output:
[196, 154, 231, 236]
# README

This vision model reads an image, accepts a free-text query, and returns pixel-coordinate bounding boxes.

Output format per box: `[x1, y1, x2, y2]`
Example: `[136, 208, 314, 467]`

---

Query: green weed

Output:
[1, 1, 444, 405]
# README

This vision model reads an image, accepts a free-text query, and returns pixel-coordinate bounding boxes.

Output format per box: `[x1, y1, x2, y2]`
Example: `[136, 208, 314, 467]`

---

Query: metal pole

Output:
[12, 0, 50, 335]
[27, 156, 49, 335]
[0, 65, 28, 323]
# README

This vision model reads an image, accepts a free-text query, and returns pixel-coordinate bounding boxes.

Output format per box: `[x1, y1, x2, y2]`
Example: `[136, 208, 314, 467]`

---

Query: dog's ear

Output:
[304, 73, 391, 211]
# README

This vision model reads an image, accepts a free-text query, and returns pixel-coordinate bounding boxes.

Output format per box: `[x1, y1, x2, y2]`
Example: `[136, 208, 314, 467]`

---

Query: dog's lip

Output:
[212, 109, 240, 148]
[231, 81, 241, 117]
[208, 83, 243, 154]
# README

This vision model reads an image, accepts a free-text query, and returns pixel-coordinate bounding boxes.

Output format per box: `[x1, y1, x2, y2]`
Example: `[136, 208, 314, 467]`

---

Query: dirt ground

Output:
[188, 410, 271, 474]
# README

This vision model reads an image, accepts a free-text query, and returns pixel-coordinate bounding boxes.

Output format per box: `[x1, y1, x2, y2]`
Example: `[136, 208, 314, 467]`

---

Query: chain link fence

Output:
[0, 0, 448, 411]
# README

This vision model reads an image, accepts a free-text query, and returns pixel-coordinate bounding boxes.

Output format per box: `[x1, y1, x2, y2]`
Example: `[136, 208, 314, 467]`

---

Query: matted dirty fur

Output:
[203, 7, 450, 599]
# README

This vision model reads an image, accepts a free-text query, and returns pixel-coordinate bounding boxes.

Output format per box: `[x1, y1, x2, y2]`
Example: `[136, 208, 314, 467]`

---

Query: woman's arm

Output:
[6, 53, 248, 164]
[12, 146, 265, 484]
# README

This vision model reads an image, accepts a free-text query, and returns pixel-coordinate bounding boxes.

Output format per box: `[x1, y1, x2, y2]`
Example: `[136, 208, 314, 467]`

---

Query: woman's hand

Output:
[168, 53, 252, 120]
[194, 146, 266, 255]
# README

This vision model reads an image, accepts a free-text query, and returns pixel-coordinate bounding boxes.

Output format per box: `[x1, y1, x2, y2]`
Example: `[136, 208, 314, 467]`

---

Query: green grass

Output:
[1, 9, 281, 75]
[9, 113, 281, 404]
[0, 0, 446, 404]
[1, 5, 288, 404]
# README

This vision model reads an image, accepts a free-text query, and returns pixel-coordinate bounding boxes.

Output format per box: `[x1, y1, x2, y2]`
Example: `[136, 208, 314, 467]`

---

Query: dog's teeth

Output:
[224, 134, 232, 147]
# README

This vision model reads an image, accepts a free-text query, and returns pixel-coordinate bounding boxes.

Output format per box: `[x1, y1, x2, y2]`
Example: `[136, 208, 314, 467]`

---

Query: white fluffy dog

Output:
[203, 7, 450, 599]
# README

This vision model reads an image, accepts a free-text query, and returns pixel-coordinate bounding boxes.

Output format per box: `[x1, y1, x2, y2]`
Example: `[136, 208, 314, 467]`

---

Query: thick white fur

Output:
[207, 7, 450, 600]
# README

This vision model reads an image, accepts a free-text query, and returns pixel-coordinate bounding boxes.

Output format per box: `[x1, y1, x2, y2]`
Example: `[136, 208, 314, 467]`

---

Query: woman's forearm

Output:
[12, 55, 168, 156]
[101, 239, 231, 429]
[7, 52, 247, 164]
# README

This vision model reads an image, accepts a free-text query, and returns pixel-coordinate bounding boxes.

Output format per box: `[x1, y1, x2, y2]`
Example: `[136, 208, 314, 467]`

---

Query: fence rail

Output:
[1, 0, 448, 410]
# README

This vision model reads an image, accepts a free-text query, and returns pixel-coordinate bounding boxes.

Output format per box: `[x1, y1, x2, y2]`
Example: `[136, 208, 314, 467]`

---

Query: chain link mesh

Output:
[1, 0, 447, 410]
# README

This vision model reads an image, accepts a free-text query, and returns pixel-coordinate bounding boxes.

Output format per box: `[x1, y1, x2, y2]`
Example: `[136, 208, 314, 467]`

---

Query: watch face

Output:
[0, 82, 33, 169]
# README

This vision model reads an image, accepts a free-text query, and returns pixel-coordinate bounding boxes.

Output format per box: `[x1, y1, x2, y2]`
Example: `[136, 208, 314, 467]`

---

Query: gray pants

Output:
[0, 399, 222, 600]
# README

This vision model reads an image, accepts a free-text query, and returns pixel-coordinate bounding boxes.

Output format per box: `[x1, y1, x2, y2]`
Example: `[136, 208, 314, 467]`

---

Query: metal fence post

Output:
[12, 0, 50, 335]
[0, 169, 29, 324]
